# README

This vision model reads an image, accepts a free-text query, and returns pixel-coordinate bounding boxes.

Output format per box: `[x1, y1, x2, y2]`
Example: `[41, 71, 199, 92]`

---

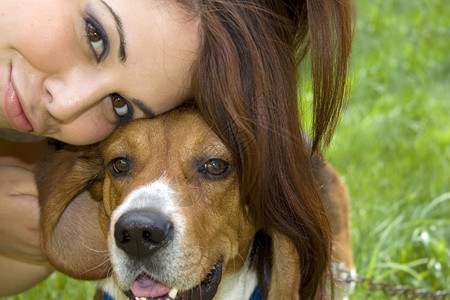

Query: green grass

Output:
[327, 0, 450, 298]
[3, 0, 449, 299]
[1, 275, 97, 300]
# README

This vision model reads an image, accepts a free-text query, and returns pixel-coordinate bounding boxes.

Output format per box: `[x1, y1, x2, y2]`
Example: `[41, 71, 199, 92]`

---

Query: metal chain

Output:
[333, 264, 450, 299]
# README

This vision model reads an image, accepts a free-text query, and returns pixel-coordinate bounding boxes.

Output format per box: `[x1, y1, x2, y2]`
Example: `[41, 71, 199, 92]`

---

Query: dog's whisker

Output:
[80, 244, 109, 254]
[230, 251, 246, 274]
[76, 257, 111, 278]
[105, 264, 115, 279]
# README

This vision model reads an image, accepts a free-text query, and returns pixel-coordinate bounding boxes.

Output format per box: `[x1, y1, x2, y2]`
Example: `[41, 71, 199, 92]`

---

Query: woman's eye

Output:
[111, 93, 134, 125]
[85, 16, 109, 62]
[112, 94, 128, 116]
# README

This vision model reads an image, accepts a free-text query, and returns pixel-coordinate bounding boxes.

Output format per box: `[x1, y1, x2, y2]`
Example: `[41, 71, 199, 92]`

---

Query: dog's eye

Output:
[199, 158, 232, 179]
[109, 157, 129, 175]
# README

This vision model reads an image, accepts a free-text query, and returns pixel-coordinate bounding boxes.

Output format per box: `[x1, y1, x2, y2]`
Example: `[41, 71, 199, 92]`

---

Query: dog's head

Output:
[100, 108, 257, 299]
[37, 108, 300, 299]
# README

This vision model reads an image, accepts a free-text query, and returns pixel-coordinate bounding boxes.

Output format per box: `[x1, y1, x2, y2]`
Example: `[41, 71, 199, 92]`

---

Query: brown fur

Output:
[37, 108, 353, 299]
[36, 145, 107, 279]
[312, 158, 354, 273]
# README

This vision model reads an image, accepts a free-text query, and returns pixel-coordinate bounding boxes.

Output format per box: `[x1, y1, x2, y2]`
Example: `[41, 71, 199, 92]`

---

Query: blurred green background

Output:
[328, 0, 449, 298]
[3, 0, 449, 299]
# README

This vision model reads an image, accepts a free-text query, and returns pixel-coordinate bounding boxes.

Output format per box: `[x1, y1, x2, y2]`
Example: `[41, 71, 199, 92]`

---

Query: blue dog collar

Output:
[103, 293, 114, 300]
[250, 287, 263, 300]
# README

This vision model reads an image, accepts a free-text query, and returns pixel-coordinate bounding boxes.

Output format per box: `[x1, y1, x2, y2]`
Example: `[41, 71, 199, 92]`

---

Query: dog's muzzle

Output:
[123, 262, 222, 300]
[113, 210, 223, 300]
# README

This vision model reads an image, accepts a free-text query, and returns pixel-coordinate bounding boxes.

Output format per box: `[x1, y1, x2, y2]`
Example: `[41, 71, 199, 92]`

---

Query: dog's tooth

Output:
[168, 287, 178, 299]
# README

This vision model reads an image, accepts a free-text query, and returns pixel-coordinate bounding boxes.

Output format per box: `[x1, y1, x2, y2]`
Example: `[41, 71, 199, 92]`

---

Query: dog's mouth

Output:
[124, 262, 222, 300]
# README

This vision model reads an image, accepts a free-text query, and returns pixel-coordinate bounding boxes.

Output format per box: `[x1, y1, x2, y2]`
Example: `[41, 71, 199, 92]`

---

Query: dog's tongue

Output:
[131, 274, 171, 298]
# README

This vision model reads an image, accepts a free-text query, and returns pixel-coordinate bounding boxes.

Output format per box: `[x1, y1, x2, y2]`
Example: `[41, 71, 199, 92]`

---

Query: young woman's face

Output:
[0, 0, 200, 145]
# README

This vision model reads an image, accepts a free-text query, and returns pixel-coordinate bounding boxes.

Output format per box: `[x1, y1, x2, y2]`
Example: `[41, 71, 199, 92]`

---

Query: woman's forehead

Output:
[104, 0, 201, 115]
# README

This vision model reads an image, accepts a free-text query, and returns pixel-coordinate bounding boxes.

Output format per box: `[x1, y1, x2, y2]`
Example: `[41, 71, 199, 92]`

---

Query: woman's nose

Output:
[43, 71, 108, 122]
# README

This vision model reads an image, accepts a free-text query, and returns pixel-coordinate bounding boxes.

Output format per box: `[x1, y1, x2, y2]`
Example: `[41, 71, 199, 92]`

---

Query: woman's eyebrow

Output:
[101, 0, 127, 63]
[132, 98, 155, 119]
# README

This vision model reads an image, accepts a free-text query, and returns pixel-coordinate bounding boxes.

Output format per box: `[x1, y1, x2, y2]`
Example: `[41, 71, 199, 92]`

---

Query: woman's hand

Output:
[0, 138, 53, 296]
[0, 164, 44, 263]
[0, 138, 49, 263]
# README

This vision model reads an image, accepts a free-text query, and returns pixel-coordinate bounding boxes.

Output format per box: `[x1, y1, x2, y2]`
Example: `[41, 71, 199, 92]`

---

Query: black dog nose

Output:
[114, 210, 173, 259]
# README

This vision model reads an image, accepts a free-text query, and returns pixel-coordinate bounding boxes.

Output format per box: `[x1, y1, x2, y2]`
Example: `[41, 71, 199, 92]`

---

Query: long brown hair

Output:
[185, 0, 353, 298]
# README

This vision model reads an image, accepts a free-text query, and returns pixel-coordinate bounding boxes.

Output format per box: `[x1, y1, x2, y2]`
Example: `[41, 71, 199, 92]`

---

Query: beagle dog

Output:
[36, 108, 353, 300]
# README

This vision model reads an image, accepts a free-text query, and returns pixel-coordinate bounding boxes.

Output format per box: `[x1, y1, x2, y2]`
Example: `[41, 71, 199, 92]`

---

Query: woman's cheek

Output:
[56, 116, 117, 145]
[13, 9, 78, 73]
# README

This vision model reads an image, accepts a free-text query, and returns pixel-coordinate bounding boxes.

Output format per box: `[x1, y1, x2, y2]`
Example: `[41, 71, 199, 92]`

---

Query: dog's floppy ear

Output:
[267, 229, 300, 300]
[36, 144, 110, 280]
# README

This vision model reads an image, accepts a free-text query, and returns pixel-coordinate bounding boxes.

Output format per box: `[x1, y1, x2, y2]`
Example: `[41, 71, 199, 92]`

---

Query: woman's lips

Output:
[4, 73, 33, 132]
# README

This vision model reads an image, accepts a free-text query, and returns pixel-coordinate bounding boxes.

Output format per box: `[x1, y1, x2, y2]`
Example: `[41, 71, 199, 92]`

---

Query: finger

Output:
[0, 165, 38, 197]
